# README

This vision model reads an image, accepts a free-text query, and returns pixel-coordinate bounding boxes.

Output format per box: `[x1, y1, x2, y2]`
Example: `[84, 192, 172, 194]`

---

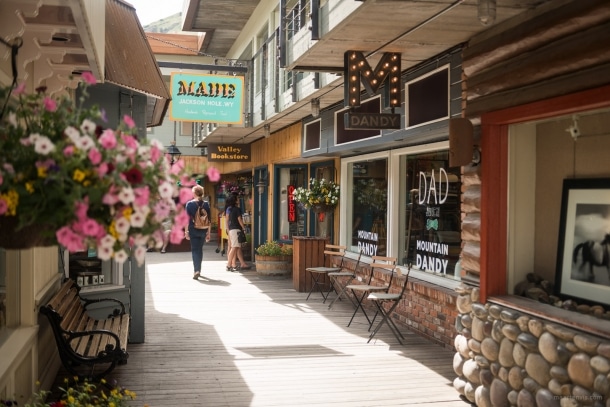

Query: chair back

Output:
[324, 244, 346, 268]
[365, 255, 397, 285]
[394, 263, 411, 298]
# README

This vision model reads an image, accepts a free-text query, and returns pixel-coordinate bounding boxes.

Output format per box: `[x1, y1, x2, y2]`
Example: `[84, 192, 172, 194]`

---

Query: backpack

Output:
[193, 201, 211, 229]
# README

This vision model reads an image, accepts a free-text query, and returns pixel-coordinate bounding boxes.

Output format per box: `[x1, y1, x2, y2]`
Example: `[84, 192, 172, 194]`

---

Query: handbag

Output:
[237, 230, 247, 244]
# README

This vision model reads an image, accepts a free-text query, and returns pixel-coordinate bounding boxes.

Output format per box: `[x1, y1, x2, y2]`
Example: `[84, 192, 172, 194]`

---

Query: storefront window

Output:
[312, 164, 335, 239]
[347, 158, 388, 256]
[276, 166, 307, 241]
[399, 151, 461, 279]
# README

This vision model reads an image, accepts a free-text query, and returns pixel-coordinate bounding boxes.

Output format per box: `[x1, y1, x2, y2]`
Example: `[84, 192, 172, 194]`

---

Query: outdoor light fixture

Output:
[263, 124, 271, 138]
[166, 141, 182, 165]
[478, 0, 496, 26]
[311, 98, 320, 118]
[256, 177, 267, 195]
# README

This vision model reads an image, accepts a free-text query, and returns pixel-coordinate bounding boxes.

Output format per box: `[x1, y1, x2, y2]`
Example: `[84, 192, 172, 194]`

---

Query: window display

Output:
[400, 151, 461, 278]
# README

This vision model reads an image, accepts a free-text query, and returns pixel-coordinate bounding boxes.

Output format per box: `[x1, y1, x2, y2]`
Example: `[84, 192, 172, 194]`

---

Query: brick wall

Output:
[341, 257, 458, 350]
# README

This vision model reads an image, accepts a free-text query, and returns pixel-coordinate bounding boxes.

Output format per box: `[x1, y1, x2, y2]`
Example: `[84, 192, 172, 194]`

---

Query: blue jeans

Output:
[188, 225, 208, 273]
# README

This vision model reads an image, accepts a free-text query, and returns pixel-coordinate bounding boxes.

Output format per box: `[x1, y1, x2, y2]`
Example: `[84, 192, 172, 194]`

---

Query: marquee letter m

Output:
[344, 51, 401, 109]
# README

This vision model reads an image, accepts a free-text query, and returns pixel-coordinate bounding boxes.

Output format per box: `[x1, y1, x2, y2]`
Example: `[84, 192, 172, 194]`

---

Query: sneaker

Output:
[226, 266, 231, 271]
[230, 267, 239, 272]
[193, 272, 200, 280]
[239, 265, 252, 270]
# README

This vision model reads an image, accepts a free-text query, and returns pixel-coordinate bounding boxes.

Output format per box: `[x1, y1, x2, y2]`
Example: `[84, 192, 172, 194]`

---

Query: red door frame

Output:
[479, 84, 610, 303]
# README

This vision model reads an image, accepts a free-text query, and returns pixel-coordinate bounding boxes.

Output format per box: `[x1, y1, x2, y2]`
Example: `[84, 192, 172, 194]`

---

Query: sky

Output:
[127, 0, 184, 26]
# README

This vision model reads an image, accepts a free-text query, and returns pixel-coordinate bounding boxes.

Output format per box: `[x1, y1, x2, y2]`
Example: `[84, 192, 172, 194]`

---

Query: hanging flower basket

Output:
[311, 203, 336, 213]
[293, 178, 340, 212]
[0, 216, 55, 249]
[0, 73, 221, 261]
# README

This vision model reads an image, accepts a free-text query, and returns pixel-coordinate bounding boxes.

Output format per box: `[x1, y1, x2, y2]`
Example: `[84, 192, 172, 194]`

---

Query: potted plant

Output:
[0, 73, 221, 262]
[255, 240, 293, 277]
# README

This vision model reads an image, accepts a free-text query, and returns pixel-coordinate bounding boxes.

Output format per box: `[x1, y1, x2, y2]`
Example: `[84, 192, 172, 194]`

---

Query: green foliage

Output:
[256, 240, 293, 256]
[0, 378, 141, 407]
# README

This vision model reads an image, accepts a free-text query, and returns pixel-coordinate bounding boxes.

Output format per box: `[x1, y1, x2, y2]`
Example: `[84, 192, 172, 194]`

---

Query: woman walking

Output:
[185, 185, 211, 279]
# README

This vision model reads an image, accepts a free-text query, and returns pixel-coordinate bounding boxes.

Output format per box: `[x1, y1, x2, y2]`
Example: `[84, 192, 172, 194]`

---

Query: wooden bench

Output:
[40, 279, 130, 380]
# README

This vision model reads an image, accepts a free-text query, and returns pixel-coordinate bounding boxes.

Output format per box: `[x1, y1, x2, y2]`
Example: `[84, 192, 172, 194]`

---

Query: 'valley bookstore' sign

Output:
[170, 73, 244, 125]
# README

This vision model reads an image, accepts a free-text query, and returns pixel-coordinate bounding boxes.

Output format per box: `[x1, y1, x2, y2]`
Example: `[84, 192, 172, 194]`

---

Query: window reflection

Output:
[348, 159, 388, 256]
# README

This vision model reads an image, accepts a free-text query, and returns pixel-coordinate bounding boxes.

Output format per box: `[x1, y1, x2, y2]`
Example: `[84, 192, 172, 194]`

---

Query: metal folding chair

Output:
[326, 250, 363, 310]
[367, 264, 411, 345]
[305, 244, 346, 301]
[346, 256, 397, 328]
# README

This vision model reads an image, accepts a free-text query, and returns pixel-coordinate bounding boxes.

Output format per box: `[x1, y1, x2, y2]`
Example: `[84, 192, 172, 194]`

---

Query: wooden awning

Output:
[105, 0, 170, 127]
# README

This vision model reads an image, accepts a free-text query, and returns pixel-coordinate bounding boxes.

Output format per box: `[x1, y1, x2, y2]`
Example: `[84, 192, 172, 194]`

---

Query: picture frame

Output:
[555, 178, 610, 307]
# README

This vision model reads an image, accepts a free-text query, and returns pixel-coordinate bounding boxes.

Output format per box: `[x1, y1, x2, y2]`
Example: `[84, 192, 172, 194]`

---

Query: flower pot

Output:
[255, 254, 293, 277]
[0, 216, 56, 249]
[312, 204, 336, 213]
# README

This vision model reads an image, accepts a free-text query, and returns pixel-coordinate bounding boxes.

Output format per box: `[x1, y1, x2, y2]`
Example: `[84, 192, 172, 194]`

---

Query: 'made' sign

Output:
[170, 73, 244, 125]
[344, 51, 401, 130]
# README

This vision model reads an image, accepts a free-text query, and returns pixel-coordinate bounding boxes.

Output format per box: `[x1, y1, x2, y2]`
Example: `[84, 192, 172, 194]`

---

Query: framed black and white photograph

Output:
[555, 178, 610, 306]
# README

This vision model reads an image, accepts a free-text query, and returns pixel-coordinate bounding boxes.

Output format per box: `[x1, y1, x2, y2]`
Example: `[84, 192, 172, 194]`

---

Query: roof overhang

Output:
[105, 0, 170, 127]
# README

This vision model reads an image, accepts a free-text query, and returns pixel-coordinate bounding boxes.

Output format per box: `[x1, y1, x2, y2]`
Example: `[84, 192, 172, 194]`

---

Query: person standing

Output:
[225, 194, 251, 271]
[185, 185, 211, 279]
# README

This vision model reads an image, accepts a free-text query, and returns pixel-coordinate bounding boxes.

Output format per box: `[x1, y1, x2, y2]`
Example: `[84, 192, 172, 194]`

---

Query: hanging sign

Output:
[207, 143, 251, 162]
[343, 51, 401, 130]
[169, 73, 244, 125]
[287, 185, 297, 223]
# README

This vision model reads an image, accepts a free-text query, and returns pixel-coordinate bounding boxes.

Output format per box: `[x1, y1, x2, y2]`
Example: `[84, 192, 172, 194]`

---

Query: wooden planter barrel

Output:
[255, 254, 293, 277]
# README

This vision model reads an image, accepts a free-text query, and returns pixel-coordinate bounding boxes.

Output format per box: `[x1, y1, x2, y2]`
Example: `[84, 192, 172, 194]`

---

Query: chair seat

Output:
[328, 271, 354, 277]
[368, 292, 400, 301]
[306, 266, 342, 273]
[347, 284, 389, 292]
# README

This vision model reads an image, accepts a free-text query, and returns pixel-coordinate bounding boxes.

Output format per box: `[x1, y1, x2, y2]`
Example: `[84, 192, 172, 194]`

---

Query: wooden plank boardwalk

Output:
[55, 245, 468, 407]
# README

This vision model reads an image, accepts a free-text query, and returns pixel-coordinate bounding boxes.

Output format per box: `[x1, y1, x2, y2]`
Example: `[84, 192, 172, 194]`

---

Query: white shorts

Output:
[228, 229, 241, 248]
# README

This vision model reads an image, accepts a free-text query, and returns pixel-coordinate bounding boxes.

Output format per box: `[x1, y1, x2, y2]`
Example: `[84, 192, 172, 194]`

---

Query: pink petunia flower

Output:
[121, 134, 138, 150]
[81, 71, 97, 85]
[12, 83, 26, 95]
[56, 226, 85, 252]
[123, 115, 136, 129]
[179, 187, 192, 204]
[43, 97, 57, 112]
[206, 166, 221, 182]
[99, 129, 117, 149]
[74, 200, 89, 221]
[63, 145, 75, 156]
[133, 186, 150, 206]
[88, 148, 102, 165]
[0, 198, 7, 215]
[169, 226, 185, 244]
[102, 185, 121, 205]
[81, 218, 103, 237]
[96, 162, 109, 177]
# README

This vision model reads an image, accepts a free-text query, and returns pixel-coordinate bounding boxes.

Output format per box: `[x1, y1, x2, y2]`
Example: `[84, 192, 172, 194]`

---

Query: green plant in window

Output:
[354, 178, 387, 211]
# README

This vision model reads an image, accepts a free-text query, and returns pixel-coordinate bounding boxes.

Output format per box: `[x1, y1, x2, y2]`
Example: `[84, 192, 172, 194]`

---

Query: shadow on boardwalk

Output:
[54, 244, 469, 407]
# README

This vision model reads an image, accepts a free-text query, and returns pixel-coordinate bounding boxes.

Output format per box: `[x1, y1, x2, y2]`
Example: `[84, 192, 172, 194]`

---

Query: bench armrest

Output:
[82, 297, 126, 317]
